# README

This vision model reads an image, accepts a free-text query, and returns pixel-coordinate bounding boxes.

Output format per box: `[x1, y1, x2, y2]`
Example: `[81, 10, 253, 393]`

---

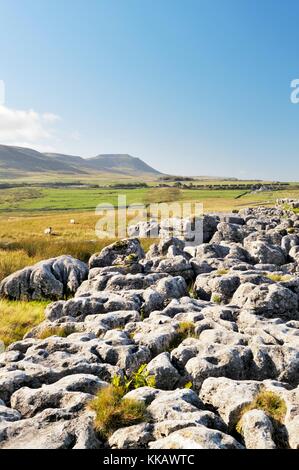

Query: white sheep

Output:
[44, 227, 52, 235]
[70, 219, 75, 224]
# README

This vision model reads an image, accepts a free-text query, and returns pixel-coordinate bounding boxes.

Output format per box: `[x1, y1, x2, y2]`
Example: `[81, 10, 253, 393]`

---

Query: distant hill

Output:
[86, 154, 161, 175]
[0, 145, 162, 178]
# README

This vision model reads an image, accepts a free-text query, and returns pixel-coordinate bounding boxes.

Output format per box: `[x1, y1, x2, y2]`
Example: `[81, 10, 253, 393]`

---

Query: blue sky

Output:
[0, 0, 298, 180]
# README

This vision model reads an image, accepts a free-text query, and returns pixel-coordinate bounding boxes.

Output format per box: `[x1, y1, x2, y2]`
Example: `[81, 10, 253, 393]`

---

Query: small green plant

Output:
[112, 364, 156, 393]
[211, 293, 222, 304]
[236, 390, 287, 435]
[130, 364, 156, 389]
[266, 273, 292, 283]
[184, 381, 193, 389]
[88, 384, 147, 438]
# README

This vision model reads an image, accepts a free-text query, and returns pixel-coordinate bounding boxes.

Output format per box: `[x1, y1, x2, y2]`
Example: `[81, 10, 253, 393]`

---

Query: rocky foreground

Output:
[0, 207, 298, 449]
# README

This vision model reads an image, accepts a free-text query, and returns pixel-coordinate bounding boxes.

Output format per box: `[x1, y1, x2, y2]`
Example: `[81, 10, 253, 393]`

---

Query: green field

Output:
[2, 185, 297, 213]
[0, 187, 251, 212]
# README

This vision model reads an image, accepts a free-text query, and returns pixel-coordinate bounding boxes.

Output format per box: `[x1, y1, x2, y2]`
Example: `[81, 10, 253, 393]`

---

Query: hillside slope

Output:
[0, 145, 162, 178]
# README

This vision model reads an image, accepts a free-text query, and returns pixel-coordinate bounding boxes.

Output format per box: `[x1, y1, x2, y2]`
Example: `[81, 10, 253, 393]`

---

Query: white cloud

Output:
[0, 104, 61, 149]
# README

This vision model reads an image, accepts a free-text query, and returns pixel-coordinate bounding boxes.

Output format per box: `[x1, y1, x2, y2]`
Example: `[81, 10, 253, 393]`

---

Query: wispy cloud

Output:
[0, 104, 61, 150]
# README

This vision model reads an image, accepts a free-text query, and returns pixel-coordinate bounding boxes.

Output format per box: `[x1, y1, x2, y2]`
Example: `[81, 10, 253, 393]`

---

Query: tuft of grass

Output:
[0, 299, 47, 346]
[168, 321, 197, 351]
[236, 390, 287, 435]
[266, 273, 293, 283]
[211, 293, 222, 304]
[38, 324, 76, 339]
[88, 384, 148, 438]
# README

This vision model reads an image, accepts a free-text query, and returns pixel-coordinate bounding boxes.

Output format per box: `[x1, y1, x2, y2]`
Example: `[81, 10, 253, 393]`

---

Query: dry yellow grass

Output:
[0, 299, 47, 346]
[236, 390, 287, 435]
[88, 384, 147, 438]
[0, 249, 40, 281]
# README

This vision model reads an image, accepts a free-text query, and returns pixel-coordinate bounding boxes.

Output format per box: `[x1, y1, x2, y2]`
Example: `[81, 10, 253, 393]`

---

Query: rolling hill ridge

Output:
[0, 145, 162, 178]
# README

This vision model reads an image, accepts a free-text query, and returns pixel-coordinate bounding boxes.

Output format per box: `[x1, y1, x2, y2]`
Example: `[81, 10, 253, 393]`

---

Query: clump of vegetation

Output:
[184, 381, 193, 389]
[236, 390, 287, 435]
[88, 384, 148, 438]
[88, 364, 155, 438]
[211, 293, 222, 304]
[112, 364, 156, 392]
[168, 321, 197, 351]
[38, 324, 76, 339]
[266, 273, 292, 282]
[143, 187, 182, 205]
[215, 268, 229, 276]
[0, 299, 47, 346]
[287, 227, 295, 234]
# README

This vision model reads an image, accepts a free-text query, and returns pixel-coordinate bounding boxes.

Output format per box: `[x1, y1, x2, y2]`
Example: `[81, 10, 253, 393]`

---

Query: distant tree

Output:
[143, 187, 181, 206]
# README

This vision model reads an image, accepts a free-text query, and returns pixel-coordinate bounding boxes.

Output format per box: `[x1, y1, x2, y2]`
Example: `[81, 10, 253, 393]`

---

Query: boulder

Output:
[89, 238, 144, 269]
[149, 425, 243, 449]
[0, 256, 88, 301]
[145, 352, 180, 390]
[245, 241, 286, 266]
[233, 283, 299, 320]
[238, 410, 276, 449]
